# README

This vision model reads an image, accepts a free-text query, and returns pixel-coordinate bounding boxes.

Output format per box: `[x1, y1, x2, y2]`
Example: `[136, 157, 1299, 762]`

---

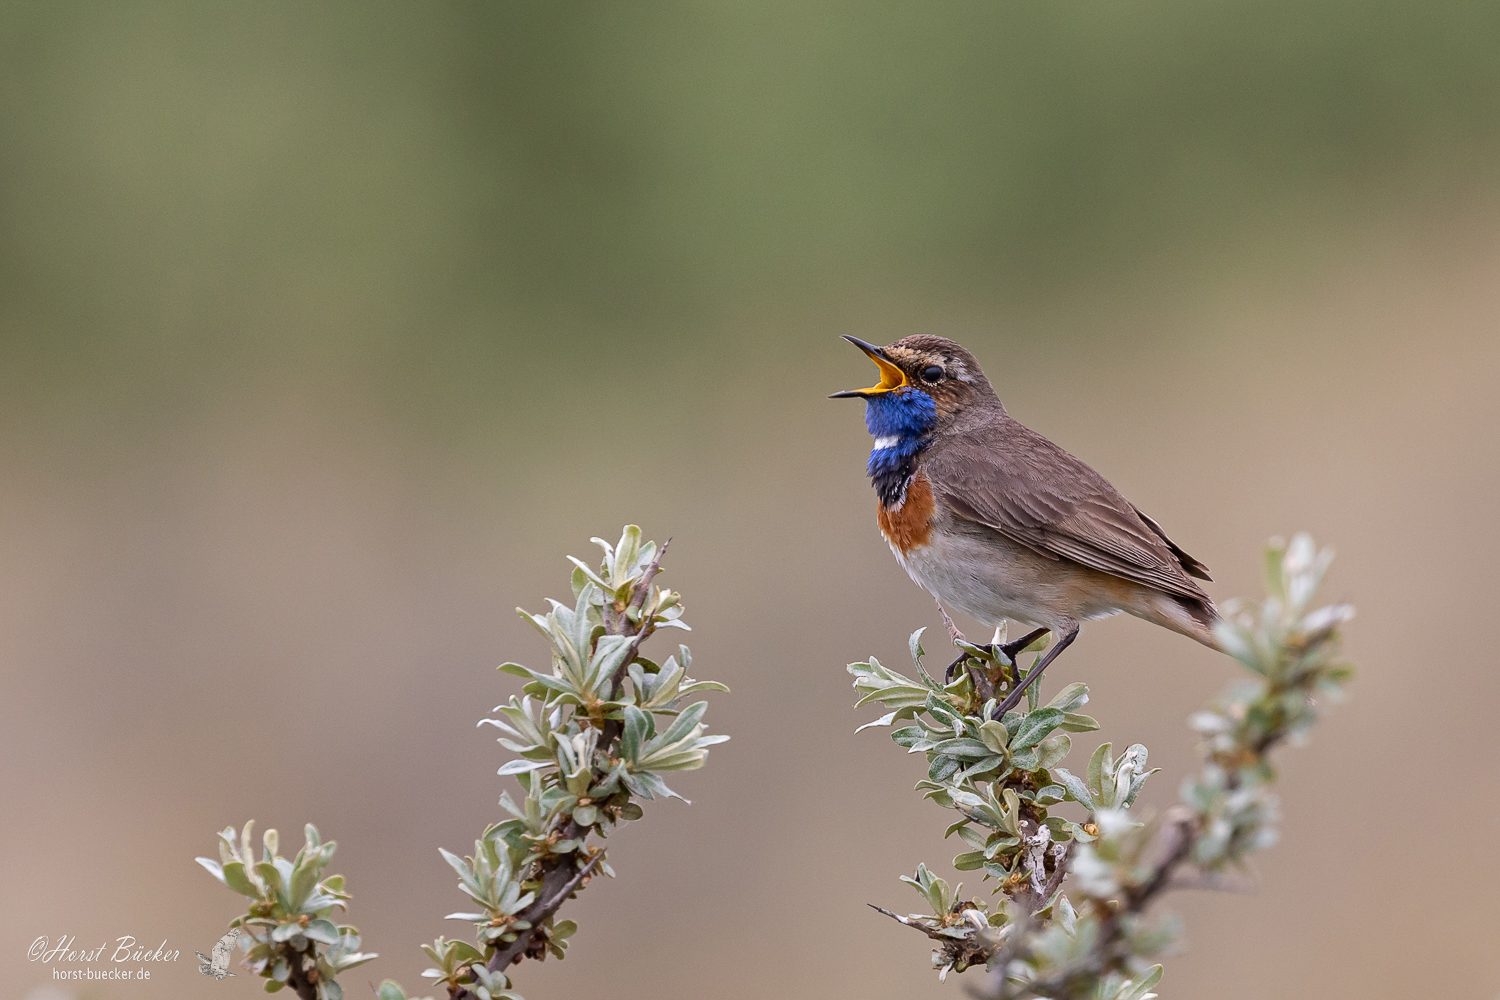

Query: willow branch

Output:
[471, 538, 669, 990]
[284, 949, 319, 1000]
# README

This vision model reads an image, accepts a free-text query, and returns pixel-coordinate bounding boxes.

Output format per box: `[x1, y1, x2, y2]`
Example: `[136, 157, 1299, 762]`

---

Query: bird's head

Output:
[830, 334, 997, 435]
[830, 335, 999, 488]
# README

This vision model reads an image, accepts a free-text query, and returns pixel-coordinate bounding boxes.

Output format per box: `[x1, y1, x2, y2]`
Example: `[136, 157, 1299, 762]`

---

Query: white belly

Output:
[890, 524, 1127, 632]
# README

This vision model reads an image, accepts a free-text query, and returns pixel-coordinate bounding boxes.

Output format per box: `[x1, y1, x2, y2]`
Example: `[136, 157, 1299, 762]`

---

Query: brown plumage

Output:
[876, 470, 936, 553]
[832, 333, 1222, 716]
[920, 416, 1214, 608]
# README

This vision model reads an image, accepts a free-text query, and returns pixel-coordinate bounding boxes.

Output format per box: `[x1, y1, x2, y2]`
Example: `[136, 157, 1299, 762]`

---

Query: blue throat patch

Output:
[864, 388, 937, 484]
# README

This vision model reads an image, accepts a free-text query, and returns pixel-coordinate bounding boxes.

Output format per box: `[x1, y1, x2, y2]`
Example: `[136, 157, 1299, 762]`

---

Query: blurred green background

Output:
[4, 3, 1499, 998]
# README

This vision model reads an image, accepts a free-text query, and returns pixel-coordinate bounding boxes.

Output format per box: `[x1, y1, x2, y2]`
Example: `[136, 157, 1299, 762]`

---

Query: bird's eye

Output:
[920, 365, 944, 383]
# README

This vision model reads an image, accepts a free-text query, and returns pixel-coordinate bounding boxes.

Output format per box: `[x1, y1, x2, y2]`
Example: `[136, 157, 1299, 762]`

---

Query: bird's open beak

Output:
[828, 336, 907, 398]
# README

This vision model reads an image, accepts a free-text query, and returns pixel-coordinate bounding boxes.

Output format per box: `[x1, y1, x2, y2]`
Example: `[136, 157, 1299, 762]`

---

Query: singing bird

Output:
[831, 335, 1220, 715]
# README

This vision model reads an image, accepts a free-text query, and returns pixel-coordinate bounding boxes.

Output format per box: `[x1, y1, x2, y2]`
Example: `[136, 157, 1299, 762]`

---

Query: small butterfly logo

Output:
[196, 929, 241, 980]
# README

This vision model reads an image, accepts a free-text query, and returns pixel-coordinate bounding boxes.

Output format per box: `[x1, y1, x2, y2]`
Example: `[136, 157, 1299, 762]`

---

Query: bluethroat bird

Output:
[832, 335, 1221, 717]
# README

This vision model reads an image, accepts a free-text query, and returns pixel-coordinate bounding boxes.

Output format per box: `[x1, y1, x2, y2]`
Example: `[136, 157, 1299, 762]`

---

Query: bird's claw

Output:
[944, 643, 993, 682]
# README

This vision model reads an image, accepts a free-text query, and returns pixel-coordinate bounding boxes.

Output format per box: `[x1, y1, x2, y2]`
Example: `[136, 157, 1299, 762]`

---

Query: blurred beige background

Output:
[4, 3, 1499, 998]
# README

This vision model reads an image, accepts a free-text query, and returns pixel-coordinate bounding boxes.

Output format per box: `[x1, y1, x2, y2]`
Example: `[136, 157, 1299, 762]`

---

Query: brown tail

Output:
[1139, 591, 1224, 653]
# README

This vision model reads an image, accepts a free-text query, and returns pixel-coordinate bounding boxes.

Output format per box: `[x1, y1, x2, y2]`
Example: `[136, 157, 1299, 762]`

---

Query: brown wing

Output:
[923, 418, 1212, 603]
[1132, 505, 1212, 581]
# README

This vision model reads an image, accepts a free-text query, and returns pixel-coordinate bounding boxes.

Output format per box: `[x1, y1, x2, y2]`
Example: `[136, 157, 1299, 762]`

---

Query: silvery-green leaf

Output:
[498, 759, 550, 776]
[1052, 767, 1095, 811]
[1087, 742, 1111, 795]
[565, 556, 611, 592]
[955, 755, 1008, 781]
[240, 820, 258, 865]
[932, 737, 993, 759]
[926, 875, 950, 913]
[929, 756, 961, 782]
[587, 633, 634, 695]
[1000, 789, 1022, 834]
[1046, 682, 1090, 713]
[1056, 893, 1077, 935]
[271, 856, 295, 896]
[612, 525, 642, 582]
[218, 828, 240, 866]
[677, 678, 729, 696]
[438, 848, 475, 890]
[302, 919, 339, 945]
[255, 862, 287, 905]
[621, 705, 650, 761]
[892, 726, 936, 752]
[1034, 732, 1071, 770]
[290, 859, 320, 912]
[978, 720, 1010, 752]
[849, 657, 930, 711]
[658, 699, 708, 744]
[634, 749, 709, 771]
[1034, 783, 1066, 805]
[949, 821, 984, 846]
[1060, 712, 1100, 732]
[924, 694, 965, 730]
[1008, 749, 1039, 771]
[221, 861, 260, 897]
[908, 627, 927, 665]
[1118, 964, 1163, 1000]
[1009, 708, 1065, 753]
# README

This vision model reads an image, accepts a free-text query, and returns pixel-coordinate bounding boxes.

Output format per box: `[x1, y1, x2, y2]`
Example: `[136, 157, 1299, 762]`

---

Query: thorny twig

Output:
[983, 682, 1328, 998]
[861, 535, 1352, 1000]
[469, 544, 671, 990]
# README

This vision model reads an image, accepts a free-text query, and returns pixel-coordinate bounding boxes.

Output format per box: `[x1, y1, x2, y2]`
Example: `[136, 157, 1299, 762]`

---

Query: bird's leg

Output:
[944, 650, 975, 681]
[936, 600, 966, 645]
[942, 615, 1051, 685]
[937, 601, 979, 681]
[996, 627, 1050, 685]
[991, 625, 1079, 718]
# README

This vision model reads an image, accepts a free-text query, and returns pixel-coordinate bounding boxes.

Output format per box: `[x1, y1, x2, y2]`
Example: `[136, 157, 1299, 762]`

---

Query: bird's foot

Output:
[944, 644, 992, 682]
[996, 628, 1050, 668]
[937, 600, 983, 682]
[993, 627, 1050, 690]
[989, 626, 1077, 719]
